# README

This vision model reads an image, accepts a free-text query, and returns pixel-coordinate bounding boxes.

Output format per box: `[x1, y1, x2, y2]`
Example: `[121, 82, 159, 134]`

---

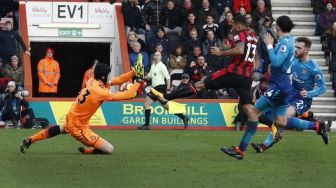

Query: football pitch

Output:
[0, 129, 335, 188]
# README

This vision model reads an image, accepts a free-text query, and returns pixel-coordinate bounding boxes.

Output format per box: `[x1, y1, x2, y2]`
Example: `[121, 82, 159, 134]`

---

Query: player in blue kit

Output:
[251, 37, 328, 153]
[221, 15, 328, 160]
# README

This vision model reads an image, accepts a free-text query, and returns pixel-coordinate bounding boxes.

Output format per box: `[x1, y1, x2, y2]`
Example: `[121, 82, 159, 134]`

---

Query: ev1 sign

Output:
[52, 2, 88, 23]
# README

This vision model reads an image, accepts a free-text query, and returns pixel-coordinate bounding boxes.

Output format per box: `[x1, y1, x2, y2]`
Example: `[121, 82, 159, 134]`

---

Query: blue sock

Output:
[286, 117, 316, 130]
[263, 132, 274, 147]
[262, 128, 284, 147]
[239, 121, 258, 152]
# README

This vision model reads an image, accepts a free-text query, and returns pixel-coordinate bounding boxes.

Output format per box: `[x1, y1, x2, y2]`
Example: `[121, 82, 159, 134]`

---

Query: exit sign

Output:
[58, 28, 82, 37]
[52, 2, 88, 23]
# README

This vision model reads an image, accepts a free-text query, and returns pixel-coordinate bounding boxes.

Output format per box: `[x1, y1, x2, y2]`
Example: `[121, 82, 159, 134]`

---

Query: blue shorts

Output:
[263, 85, 291, 107]
[288, 94, 312, 116]
[255, 96, 288, 117]
[255, 85, 291, 117]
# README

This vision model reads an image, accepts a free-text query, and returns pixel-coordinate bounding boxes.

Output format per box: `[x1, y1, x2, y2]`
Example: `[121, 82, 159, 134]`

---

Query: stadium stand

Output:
[255, 0, 336, 122]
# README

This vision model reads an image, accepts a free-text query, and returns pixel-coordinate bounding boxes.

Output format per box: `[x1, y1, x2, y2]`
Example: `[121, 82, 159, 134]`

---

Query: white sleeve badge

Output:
[280, 45, 287, 52]
[315, 74, 322, 80]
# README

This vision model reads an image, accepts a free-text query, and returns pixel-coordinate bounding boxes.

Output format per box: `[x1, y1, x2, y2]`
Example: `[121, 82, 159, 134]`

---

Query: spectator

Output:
[185, 56, 217, 98]
[170, 72, 190, 92]
[324, 0, 336, 6]
[251, 0, 273, 30]
[219, 6, 232, 23]
[320, 2, 336, 35]
[202, 15, 219, 38]
[183, 29, 203, 57]
[161, 0, 183, 36]
[122, 0, 145, 35]
[82, 59, 98, 88]
[252, 77, 268, 101]
[187, 45, 203, 67]
[179, 73, 191, 87]
[148, 27, 171, 54]
[0, 21, 30, 67]
[181, 12, 203, 42]
[185, 55, 213, 83]
[221, 28, 234, 50]
[257, 16, 276, 40]
[313, 0, 328, 36]
[127, 31, 146, 53]
[233, 0, 251, 14]
[238, 6, 247, 16]
[169, 45, 188, 73]
[150, 43, 169, 66]
[202, 30, 222, 57]
[138, 51, 171, 130]
[245, 13, 256, 33]
[180, 0, 196, 24]
[251, 0, 271, 10]
[213, 0, 233, 15]
[257, 16, 276, 72]
[325, 21, 336, 87]
[169, 45, 187, 88]
[0, 81, 35, 129]
[129, 42, 150, 73]
[0, 0, 19, 30]
[37, 48, 60, 97]
[141, 0, 164, 43]
[218, 11, 233, 39]
[4, 55, 23, 89]
[197, 0, 219, 25]
[325, 21, 336, 55]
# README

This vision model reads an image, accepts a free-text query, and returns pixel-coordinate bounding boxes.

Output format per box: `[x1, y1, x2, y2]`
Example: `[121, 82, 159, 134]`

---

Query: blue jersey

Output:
[291, 58, 326, 98]
[268, 35, 295, 93]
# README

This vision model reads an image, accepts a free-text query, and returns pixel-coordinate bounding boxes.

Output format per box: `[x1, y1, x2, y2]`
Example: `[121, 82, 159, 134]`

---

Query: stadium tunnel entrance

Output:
[30, 42, 110, 97]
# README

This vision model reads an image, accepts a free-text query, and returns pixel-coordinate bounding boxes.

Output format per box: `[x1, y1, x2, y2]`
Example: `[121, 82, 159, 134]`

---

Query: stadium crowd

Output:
[316, 1, 336, 96]
[122, 0, 275, 99]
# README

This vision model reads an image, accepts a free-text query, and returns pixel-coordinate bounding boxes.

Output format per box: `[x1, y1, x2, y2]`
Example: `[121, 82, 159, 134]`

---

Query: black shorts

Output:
[153, 84, 166, 93]
[149, 84, 166, 101]
[204, 72, 253, 105]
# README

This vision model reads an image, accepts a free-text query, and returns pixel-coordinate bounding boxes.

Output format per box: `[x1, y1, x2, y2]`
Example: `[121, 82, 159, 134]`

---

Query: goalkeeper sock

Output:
[30, 126, 61, 143]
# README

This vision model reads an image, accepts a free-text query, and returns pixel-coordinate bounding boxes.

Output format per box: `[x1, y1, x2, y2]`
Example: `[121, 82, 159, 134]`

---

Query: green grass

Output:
[0, 129, 335, 188]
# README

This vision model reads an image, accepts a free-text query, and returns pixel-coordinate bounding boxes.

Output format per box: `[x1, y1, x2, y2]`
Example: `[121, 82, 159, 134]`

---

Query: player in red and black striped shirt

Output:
[151, 15, 257, 109]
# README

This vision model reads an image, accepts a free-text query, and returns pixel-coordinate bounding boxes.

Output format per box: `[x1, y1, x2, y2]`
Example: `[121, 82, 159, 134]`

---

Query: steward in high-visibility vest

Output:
[37, 48, 60, 97]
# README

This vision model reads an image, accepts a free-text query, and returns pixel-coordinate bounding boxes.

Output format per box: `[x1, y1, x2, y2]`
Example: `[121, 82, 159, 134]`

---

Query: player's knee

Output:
[48, 126, 61, 137]
[274, 119, 286, 128]
[105, 144, 114, 154]
[243, 105, 259, 121]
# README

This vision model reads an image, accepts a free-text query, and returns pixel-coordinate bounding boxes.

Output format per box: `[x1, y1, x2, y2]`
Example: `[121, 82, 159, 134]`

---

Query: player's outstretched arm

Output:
[106, 82, 140, 101]
[108, 70, 135, 86]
